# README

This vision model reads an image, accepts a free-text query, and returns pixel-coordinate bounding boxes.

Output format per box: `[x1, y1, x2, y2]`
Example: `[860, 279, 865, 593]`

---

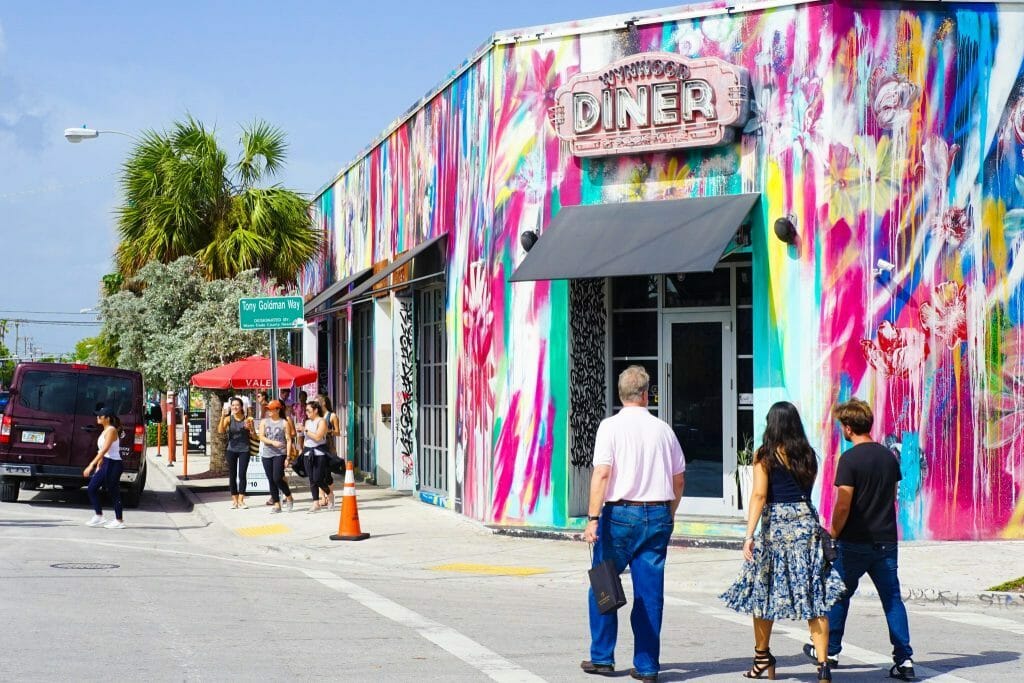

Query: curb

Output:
[488, 525, 745, 550]
[146, 455, 216, 527]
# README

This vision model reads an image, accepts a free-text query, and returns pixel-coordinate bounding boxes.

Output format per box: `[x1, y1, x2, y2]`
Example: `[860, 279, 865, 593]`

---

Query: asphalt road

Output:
[0, 482, 1021, 681]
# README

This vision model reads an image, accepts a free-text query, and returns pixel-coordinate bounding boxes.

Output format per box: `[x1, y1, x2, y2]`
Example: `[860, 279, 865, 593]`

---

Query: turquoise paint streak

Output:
[955, 10, 994, 180]
[898, 431, 925, 540]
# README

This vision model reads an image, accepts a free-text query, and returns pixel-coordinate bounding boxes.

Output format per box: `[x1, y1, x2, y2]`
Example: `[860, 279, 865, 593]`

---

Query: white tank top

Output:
[99, 428, 122, 461]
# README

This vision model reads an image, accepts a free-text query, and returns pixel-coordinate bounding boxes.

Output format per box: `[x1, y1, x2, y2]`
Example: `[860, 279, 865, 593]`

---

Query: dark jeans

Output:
[827, 541, 913, 662]
[588, 504, 673, 677]
[87, 457, 123, 519]
[261, 454, 291, 504]
[226, 449, 251, 496]
[305, 449, 331, 500]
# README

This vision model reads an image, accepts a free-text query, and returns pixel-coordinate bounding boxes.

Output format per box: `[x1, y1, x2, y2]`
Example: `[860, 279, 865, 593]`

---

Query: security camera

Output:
[873, 258, 896, 279]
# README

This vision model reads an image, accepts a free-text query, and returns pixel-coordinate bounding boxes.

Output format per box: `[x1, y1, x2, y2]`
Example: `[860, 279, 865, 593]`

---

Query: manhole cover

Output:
[50, 562, 120, 570]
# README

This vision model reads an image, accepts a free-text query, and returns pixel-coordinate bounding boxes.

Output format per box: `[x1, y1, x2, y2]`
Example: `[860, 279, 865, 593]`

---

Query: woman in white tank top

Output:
[83, 406, 125, 529]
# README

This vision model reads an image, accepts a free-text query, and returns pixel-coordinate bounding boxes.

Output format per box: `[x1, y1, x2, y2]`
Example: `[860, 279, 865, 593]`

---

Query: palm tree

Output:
[115, 117, 321, 285]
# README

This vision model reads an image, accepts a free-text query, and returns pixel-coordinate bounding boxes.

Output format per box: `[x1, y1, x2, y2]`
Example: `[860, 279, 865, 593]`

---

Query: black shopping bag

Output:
[588, 558, 627, 614]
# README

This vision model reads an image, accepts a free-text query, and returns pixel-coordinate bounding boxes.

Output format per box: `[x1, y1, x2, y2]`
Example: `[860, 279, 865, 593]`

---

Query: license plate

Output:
[21, 431, 45, 444]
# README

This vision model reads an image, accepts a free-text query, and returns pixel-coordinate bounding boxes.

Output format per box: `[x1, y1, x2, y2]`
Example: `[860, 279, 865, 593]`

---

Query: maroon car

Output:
[0, 362, 147, 506]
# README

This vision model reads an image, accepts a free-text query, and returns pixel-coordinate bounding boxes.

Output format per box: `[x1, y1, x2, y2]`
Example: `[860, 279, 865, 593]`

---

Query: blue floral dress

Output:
[721, 500, 846, 620]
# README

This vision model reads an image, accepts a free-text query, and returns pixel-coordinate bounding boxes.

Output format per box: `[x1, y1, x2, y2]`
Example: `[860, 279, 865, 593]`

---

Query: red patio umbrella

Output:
[190, 355, 318, 391]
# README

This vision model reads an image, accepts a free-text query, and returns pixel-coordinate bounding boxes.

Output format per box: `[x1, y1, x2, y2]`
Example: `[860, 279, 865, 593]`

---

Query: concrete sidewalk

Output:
[149, 448, 1023, 606]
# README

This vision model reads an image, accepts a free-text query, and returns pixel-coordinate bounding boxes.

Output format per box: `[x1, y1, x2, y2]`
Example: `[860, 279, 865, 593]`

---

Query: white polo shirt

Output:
[593, 407, 686, 502]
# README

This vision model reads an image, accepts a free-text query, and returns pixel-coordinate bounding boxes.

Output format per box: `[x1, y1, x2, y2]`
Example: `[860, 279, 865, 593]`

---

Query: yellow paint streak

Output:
[984, 198, 1008, 282]
[429, 563, 549, 577]
[235, 524, 291, 538]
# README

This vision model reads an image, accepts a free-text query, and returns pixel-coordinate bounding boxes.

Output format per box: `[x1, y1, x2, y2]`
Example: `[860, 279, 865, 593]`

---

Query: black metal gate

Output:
[417, 286, 448, 493]
[352, 304, 374, 478]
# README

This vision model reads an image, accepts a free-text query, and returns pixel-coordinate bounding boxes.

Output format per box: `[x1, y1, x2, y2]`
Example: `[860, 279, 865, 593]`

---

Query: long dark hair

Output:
[755, 401, 818, 489]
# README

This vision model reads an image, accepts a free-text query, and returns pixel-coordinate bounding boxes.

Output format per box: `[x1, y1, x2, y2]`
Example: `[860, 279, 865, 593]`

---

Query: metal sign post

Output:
[269, 332, 279, 399]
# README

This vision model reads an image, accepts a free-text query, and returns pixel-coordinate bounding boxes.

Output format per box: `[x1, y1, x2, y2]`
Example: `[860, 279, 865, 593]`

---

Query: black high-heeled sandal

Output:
[743, 648, 776, 679]
[817, 661, 833, 682]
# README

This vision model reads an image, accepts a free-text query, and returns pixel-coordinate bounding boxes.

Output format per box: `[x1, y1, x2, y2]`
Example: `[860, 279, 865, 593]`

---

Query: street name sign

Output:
[239, 296, 305, 330]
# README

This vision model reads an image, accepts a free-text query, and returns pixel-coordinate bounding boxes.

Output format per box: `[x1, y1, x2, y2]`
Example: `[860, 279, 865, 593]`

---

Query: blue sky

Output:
[0, 0, 663, 356]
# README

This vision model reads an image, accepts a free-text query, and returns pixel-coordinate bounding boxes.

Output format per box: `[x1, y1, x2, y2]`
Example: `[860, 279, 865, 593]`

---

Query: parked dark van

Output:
[0, 362, 147, 506]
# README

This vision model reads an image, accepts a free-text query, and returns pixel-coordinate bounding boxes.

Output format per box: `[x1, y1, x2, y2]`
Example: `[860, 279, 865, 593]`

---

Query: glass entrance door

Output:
[662, 312, 737, 516]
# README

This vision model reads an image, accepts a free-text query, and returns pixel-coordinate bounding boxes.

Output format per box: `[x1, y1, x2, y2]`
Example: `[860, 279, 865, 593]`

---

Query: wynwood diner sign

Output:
[549, 53, 751, 157]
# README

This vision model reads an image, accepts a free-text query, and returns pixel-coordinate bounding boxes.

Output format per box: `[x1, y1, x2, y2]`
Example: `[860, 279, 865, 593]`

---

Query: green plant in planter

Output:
[737, 434, 755, 466]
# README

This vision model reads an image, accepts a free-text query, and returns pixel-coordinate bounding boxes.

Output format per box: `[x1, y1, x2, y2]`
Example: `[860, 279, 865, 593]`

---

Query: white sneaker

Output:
[104, 520, 126, 529]
[269, 506, 281, 514]
[86, 515, 106, 527]
[285, 500, 294, 512]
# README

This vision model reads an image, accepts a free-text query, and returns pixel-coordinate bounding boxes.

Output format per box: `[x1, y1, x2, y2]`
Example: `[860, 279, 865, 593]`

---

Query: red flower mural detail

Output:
[920, 281, 968, 349]
[934, 205, 972, 245]
[861, 321, 929, 378]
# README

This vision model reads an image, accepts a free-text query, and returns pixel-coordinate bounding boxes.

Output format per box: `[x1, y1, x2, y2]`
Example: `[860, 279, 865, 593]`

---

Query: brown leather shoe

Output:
[630, 668, 658, 682]
[580, 660, 615, 675]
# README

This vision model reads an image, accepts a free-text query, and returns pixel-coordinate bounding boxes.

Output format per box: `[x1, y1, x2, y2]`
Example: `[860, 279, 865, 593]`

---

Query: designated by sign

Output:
[239, 296, 305, 330]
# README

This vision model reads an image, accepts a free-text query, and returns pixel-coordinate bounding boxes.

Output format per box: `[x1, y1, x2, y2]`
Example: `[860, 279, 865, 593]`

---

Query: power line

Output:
[0, 318, 100, 327]
[0, 309, 99, 316]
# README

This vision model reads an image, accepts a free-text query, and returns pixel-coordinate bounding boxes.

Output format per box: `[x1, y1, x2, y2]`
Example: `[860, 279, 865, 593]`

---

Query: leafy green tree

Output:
[0, 320, 12, 387]
[100, 257, 275, 473]
[115, 117, 321, 285]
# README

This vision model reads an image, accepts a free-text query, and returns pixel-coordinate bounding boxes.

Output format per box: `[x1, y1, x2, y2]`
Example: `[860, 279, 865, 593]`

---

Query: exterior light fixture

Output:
[520, 230, 539, 252]
[773, 216, 797, 244]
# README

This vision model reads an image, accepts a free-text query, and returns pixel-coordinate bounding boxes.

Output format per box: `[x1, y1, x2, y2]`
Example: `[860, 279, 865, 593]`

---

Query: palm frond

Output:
[235, 120, 287, 187]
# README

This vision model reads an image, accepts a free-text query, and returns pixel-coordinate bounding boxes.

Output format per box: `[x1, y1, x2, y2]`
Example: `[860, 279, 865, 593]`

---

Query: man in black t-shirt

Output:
[804, 398, 916, 680]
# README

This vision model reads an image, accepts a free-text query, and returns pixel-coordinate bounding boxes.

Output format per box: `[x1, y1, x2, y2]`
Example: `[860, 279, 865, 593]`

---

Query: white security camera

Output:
[873, 258, 896, 279]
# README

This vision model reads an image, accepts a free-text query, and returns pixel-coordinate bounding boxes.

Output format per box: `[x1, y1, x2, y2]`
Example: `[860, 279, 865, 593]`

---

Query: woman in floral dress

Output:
[721, 401, 845, 682]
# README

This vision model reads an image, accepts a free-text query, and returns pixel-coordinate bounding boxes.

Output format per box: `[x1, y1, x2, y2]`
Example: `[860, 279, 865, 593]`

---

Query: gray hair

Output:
[618, 365, 650, 403]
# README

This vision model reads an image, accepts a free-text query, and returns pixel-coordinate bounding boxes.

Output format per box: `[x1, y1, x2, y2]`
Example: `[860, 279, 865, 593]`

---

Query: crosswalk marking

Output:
[664, 595, 973, 682]
[924, 610, 1024, 636]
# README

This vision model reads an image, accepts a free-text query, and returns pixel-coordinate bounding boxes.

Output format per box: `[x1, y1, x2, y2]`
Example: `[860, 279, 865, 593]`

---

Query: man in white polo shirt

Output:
[581, 365, 686, 683]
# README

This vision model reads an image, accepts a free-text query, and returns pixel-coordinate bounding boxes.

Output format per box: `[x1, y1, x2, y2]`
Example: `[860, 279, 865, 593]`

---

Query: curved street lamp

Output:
[63, 127, 141, 143]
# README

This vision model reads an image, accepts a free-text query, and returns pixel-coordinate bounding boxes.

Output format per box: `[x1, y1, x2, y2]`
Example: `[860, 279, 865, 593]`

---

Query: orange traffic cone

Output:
[330, 461, 370, 541]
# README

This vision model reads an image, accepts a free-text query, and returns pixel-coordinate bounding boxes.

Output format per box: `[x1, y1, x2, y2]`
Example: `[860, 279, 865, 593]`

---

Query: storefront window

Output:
[611, 275, 658, 309]
[664, 270, 731, 307]
[611, 359, 659, 411]
[612, 312, 658, 357]
[736, 266, 752, 306]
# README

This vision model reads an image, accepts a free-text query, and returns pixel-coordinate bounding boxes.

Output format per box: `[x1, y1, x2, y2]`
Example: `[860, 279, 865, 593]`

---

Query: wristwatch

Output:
[587, 515, 600, 522]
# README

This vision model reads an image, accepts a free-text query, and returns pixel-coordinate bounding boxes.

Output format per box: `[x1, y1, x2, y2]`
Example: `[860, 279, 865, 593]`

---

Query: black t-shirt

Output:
[834, 442, 902, 543]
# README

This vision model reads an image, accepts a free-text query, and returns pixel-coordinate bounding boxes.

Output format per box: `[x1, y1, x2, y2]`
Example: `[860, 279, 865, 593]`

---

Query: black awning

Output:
[305, 267, 372, 317]
[338, 234, 447, 305]
[509, 193, 759, 282]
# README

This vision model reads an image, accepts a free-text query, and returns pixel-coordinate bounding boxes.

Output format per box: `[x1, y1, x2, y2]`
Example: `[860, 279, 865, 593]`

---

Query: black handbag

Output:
[291, 453, 307, 478]
[778, 456, 838, 564]
[588, 547, 627, 614]
[801, 494, 838, 563]
[326, 452, 346, 475]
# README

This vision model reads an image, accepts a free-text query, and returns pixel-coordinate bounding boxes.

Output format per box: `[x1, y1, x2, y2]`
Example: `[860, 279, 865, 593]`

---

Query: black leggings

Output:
[305, 449, 332, 500]
[226, 449, 251, 495]
[261, 454, 291, 504]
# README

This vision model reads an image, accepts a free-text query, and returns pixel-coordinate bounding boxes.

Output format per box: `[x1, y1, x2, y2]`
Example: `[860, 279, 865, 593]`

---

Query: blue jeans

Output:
[588, 504, 673, 676]
[87, 457, 123, 519]
[827, 541, 913, 662]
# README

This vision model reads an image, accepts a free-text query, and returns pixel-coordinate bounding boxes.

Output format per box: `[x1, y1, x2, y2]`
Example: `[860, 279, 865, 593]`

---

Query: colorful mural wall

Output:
[304, 1, 1024, 540]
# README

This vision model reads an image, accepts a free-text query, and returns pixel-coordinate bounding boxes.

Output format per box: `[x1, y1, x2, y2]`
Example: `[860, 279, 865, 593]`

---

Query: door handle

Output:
[80, 425, 101, 432]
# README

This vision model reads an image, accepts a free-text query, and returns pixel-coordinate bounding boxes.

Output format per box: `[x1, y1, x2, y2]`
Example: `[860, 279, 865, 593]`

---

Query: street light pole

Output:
[64, 127, 142, 143]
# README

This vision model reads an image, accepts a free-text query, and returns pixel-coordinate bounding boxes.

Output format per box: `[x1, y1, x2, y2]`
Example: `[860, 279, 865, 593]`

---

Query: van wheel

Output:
[0, 479, 19, 503]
